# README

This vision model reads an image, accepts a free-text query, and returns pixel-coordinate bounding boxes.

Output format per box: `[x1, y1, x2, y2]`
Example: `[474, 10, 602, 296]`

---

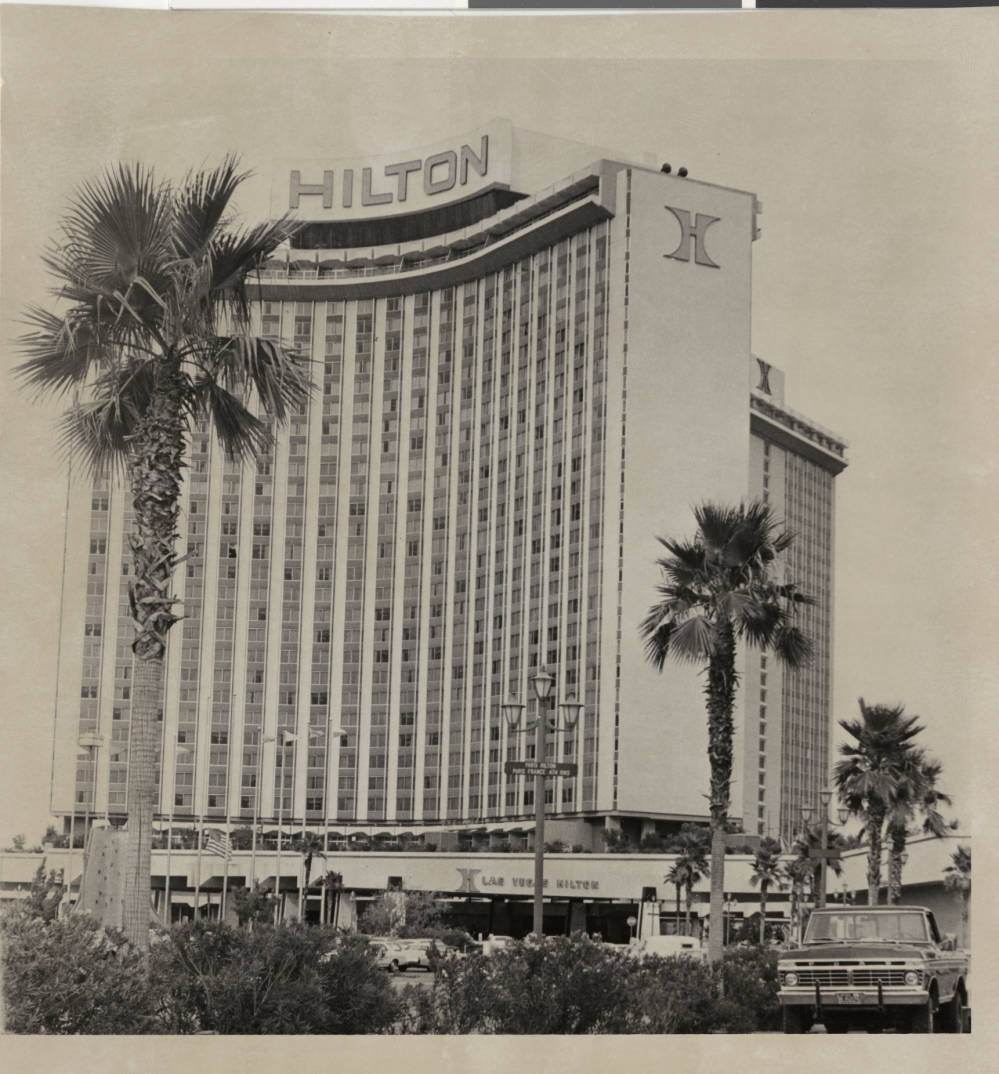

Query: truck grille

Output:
[791, 968, 911, 988]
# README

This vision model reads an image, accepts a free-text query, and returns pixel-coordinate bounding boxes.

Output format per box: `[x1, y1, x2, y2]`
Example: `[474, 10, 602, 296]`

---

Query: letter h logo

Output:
[664, 206, 720, 269]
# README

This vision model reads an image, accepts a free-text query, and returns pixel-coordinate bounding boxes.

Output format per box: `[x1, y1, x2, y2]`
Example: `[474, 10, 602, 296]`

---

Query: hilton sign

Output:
[275, 121, 512, 222]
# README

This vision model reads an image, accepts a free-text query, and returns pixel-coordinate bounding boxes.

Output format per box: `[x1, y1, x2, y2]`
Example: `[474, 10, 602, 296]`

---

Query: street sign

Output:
[504, 760, 578, 778]
[720, 833, 762, 851]
[808, 846, 842, 861]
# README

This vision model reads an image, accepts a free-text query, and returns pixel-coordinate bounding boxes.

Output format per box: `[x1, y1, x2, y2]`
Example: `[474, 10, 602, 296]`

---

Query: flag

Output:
[206, 830, 232, 861]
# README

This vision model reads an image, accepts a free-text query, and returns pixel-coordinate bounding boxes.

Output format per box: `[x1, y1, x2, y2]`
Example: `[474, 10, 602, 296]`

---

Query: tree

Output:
[943, 844, 971, 948]
[17, 159, 309, 950]
[748, 838, 786, 945]
[789, 822, 844, 910]
[833, 700, 924, 905]
[665, 861, 689, 934]
[885, 751, 951, 904]
[640, 501, 813, 961]
[671, 825, 709, 936]
[784, 856, 812, 944]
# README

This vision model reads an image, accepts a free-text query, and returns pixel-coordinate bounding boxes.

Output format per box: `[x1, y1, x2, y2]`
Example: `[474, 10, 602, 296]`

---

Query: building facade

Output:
[51, 120, 846, 848]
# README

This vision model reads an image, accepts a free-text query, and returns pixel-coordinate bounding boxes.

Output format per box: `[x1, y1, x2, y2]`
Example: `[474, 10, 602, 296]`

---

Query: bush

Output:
[408, 934, 647, 1034]
[1, 912, 158, 1033]
[404, 935, 780, 1035]
[715, 946, 781, 1032]
[151, 921, 402, 1034]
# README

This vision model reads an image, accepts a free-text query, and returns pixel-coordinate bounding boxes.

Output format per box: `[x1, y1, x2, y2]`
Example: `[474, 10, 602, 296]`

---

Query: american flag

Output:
[205, 830, 232, 861]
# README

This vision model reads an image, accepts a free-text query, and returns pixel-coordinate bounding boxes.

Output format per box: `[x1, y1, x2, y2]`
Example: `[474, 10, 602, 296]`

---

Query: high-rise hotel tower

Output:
[52, 121, 847, 847]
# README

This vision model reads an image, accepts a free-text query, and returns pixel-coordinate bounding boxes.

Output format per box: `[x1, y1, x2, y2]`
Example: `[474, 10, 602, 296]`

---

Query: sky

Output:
[1, 7, 997, 851]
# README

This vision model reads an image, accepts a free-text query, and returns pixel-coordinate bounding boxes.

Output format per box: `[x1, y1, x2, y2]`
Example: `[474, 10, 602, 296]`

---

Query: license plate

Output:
[837, 992, 863, 1005]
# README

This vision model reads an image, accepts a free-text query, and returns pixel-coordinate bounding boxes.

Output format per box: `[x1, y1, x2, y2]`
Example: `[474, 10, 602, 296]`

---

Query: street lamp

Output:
[250, 733, 276, 892]
[274, 729, 298, 923]
[723, 894, 737, 946]
[78, 733, 104, 890]
[502, 669, 582, 939]
[802, 789, 843, 910]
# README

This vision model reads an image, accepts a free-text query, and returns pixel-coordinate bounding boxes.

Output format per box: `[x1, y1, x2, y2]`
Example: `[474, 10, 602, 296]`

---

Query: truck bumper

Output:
[779, 989, 929, 1008]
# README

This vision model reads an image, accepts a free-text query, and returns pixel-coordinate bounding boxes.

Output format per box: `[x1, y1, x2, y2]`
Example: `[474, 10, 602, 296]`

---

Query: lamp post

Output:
[274, 729, 297, 924]
[77, 733, 104, 893]
[802, 790, 849, 910]
[250, 733, 276, 892]
[309, 721, 346, 925]
[502, 669, 582, 939]
[723, 894, 736, 946]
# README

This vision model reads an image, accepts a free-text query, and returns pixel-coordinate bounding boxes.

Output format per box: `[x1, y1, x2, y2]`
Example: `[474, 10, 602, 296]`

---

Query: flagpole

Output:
[221, 816, 231, 923]
[194, 812, 204, 918]
[164, 813, 173, 926]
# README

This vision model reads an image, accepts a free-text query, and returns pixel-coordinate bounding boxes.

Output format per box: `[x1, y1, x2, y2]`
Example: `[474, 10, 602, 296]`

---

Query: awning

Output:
[259, 875, 301, 893]
[197, 875, 246, 892]
[150, 874, 190, 890]
[373, 253, 401, 266]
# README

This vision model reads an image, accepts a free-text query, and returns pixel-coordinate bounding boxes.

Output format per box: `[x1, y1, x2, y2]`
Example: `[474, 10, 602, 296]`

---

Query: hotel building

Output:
[51, 120, 847, 852]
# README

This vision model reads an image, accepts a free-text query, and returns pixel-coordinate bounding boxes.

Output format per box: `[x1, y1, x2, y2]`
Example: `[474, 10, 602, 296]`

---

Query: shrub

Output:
[151, 922, 402, 1034]
[715, 946, 781, 1032]
[407, 934, 646, 1034]
[601, 829, 633, 852]
[628, 953, 719, 1033]
[1, 912, 158, 1033]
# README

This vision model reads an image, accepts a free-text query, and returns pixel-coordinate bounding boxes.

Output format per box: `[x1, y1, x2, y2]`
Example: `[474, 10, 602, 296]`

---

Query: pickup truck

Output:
[777, 905, 969, 1033]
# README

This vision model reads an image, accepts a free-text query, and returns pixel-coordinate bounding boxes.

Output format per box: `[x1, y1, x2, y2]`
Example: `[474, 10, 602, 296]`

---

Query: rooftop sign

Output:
[273, 119, 513, 223]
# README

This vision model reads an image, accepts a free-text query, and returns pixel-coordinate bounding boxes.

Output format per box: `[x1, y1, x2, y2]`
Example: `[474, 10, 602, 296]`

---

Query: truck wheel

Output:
[782, 1008, 811, 1034]
[910, 1003, 935, 1033]
[937, 988, 965, 1033]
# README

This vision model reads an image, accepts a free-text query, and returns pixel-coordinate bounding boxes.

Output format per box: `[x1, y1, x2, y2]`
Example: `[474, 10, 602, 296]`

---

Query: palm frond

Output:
[212, 335, 312, 422]
[665, 615, 716, 663]
[57, 394, 139, 477]
[173, 154, 247, 260]
[58, 163, 172, 292]
[772, 624, 813, 668]
[15, 306, 105, 397]
[188, 378, 271, 461]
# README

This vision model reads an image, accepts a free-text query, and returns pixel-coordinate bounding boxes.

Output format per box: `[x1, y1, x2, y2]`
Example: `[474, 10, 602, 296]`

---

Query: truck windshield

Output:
[804, 912, 929, 943]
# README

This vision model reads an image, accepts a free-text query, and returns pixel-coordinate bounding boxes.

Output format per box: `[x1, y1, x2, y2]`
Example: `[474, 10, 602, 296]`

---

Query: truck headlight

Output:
[904, 970, 920, 985]
[784, 972, 798, 986]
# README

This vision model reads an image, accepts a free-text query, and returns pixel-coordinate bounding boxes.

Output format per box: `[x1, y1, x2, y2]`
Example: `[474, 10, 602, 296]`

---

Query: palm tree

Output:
[784, 855, 812, 945]
[640, 501, 813, 961]
[791, 821, 844, 907]
[833, 700, 924, 906]
[885, 751, 951, 904]
[665, 860, 689, 935]
[749, 837, 786, 944]
[17, 159, 310, 949]
[943, 845, 971, 948]
[674, 828, 709, 936]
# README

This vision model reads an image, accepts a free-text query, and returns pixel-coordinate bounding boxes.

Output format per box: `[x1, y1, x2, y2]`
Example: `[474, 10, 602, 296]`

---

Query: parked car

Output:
[368, 940, 408, 973]
[392, 938, 438, 971]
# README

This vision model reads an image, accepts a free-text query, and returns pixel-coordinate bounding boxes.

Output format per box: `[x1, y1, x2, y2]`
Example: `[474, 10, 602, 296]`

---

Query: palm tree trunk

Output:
[121, 361, 186, 950]
[887, 827, 907, 905]
[675, 886, 682, 933]
[685, 885, 692, 936]
[866, 808, 885, 906]
[760, 880, 768, 945]
[705, 621, 737, 963]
